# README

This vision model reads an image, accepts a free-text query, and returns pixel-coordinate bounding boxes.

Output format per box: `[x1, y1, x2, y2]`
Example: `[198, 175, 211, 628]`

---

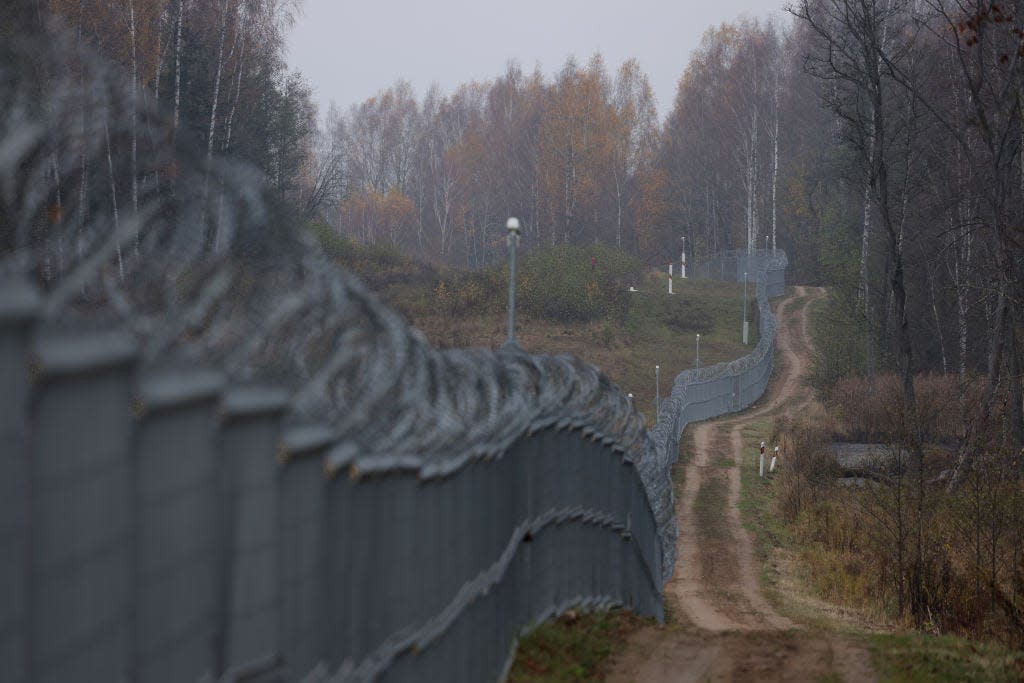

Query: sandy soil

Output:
[606, 286, 878, 683]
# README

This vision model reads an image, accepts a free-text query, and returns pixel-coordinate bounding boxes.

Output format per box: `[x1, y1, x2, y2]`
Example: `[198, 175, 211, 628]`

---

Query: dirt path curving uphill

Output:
[607, 286, 877, 683]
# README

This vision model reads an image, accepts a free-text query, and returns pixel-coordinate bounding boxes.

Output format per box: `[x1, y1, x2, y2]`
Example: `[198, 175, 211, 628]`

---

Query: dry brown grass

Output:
[824, 373, 985, 444]
[391, 274, 756, 423]
[770, 390, 1024, 648]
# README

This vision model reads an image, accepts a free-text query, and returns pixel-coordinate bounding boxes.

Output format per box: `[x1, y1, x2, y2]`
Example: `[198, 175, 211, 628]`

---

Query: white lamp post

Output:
[505, 217, 521, 347]
[696, 333, 701, 369]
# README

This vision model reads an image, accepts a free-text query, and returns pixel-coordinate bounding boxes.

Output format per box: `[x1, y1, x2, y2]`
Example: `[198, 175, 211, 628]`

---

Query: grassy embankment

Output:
[316, 226, 757, 424]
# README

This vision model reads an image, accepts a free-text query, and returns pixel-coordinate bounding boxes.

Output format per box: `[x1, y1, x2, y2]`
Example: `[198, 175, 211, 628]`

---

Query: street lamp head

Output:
[506, 217, 521, 234]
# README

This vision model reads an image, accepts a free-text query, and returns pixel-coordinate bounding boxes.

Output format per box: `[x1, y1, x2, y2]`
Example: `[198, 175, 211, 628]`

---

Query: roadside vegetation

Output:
[740, 410, 1024, 681]
[506, 610, 651, 683]
[729, 290, 1024, 681]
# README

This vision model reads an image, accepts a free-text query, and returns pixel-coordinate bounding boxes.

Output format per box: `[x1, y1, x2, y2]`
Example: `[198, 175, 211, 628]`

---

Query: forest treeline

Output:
[0, 0, 316, 262]
[314, 1, 1024, 466]
[8, 0, 1022, 400]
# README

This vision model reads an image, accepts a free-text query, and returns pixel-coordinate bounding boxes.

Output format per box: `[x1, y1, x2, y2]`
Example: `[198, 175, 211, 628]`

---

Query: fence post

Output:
[216, 386, 289, 680]
[278, 424, 335, 681]
[31, 328, 138, 682]
[133, 368, 224, 683]
[0, 279, 39, 683]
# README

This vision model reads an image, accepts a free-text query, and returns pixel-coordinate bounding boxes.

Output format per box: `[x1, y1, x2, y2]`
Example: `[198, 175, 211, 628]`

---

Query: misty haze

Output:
[1, 0, 1022, 681]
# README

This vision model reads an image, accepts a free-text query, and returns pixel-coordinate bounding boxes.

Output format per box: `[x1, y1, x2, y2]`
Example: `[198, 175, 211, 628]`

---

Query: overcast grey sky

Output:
[286, 0, 787, 121]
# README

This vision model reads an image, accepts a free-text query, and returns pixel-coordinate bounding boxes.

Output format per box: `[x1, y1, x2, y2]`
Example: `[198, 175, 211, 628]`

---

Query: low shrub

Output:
[517, 244, 640, 323]
[307, 221, 435, 288]
[434, 269, 504, 317]
[826, 373, 980, 444]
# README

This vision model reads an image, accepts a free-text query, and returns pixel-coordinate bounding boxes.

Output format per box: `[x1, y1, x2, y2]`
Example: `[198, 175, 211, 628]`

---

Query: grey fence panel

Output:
[323, 472, 356, 673]
[134, 369, 224, 683]
[30, 330, 137, 683]
[219, 387, 289, 679]
[279, 425, 333, 681]
[0, 282, 39, 683]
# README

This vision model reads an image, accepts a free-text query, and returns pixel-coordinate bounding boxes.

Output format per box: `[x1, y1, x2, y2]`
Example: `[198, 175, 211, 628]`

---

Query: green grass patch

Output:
[868, 632, 1024, 682]
[507, 609, 650, 683]
[736, 417, 804, 612]
[694, 472, 729, 543]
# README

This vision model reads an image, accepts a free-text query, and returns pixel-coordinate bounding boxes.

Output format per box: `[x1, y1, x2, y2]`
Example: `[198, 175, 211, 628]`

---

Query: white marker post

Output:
[668, 264, 673, 294]
[770, 445, 779, 473]
[759, 441, 766, 478]
[655, 365, 661, 416]
[681, 244, 687, 278]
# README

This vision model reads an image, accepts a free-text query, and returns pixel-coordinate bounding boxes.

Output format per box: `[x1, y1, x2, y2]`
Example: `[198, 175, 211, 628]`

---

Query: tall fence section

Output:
[645, 249, 788, 575]
[0, 251, 785, 683]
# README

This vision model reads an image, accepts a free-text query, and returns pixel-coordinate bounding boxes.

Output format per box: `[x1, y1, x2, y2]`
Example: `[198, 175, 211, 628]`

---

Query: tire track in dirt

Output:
[607, 286, 877, 682]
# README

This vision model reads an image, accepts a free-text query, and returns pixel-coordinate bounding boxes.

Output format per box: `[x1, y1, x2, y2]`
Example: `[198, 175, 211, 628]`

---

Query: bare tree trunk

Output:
[770, 79, 780, 253]
[216, 14, 247, 251]
[746, 130, 754, 254]
[923, 250, 948, 375]
[954, 224, 970, 437]
[50, 153, 63, 278]
[76, 0, 87, 263]
[614, 170, 623, 249]
[861, 182, 874, 396]
[172, 0, 186, 141]
[203, 0, 232, 249]
[104, 120, 124, 279]
[154, 13, 162, 100]
[129, 0, 138, 217]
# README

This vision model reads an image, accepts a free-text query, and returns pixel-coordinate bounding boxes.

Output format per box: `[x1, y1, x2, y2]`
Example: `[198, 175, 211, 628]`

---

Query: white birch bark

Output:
[770, 73, 780, 253]
[172, 0, 186, 139]
[104, 120, 124, 279]
[860, 181, 873, 395]
[216, 13, 248, 250]
[202, 0, 233, 246]
[129, 0, 138, 218]
[50, 154, 63, 275]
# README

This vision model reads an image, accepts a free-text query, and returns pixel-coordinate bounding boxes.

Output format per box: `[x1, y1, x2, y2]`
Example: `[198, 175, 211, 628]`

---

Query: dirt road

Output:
[607, 286, 877, 683]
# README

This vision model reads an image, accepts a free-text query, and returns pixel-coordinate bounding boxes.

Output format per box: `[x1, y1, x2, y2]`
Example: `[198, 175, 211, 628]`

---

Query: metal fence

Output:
[0, 250, 785, 683]
[645, 250, 789, 574]
[690, 248, 786, 291]
[0, 282, 665, 683]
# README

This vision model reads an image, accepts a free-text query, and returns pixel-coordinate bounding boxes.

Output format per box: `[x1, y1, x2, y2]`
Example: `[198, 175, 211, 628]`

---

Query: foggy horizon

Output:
[286, 0, 788, 120]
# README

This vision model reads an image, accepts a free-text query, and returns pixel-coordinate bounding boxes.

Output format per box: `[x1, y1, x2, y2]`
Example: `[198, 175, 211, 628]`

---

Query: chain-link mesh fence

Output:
[645, 250, 788, 575]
